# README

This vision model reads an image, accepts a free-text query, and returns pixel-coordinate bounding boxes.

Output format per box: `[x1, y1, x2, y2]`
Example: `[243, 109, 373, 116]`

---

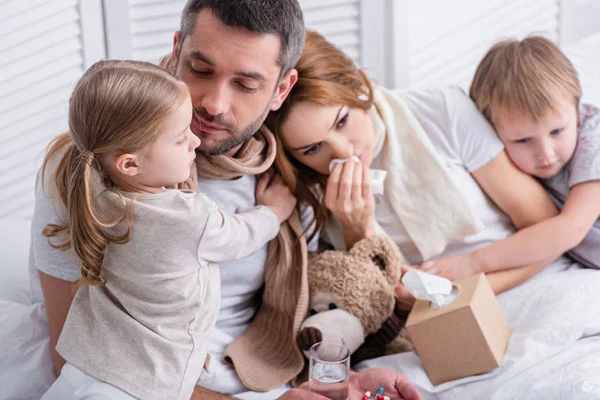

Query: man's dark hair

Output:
[180, 0, 305, 74]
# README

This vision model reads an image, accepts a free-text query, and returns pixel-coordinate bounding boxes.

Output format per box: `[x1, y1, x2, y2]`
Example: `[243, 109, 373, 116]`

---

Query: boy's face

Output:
[492, 97, 579, 179]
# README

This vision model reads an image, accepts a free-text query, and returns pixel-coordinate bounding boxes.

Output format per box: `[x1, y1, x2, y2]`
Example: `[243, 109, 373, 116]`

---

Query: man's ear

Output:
[270, 68, 298, 111]
[115, 153, 141, 177]
[169, 31, 182, 72]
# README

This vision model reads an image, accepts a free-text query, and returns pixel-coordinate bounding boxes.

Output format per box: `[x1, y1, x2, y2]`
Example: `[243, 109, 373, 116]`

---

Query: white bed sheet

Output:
[234, 259, 600, 400]
[353, 258, 600, 400]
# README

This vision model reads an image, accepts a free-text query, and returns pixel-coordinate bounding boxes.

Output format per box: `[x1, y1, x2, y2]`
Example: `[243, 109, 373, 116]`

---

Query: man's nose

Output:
[201, 82, 231, 117]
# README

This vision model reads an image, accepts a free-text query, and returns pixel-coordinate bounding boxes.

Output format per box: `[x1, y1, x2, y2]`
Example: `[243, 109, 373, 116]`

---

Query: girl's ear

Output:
[115, 153, 141, 177]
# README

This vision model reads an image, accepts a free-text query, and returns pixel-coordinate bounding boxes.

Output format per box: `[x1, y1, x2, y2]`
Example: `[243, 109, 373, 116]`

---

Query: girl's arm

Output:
[38, 271, 75, 376]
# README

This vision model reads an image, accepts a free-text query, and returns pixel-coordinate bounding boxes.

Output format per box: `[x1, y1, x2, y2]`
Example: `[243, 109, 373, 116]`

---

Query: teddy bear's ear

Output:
[349, 235, 402, 285]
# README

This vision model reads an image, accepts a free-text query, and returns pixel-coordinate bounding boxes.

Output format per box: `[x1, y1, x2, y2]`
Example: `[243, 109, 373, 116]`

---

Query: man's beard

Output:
[195, 97, 274, 156]
[174, 51, 275, 156]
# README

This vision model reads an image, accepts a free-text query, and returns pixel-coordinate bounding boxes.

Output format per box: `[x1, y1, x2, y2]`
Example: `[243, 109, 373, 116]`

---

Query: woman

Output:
[266, 30, 559, 306]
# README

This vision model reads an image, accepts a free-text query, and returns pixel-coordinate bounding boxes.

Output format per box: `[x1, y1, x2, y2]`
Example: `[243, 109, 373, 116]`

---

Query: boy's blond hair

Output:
[470, 36, 581, 123]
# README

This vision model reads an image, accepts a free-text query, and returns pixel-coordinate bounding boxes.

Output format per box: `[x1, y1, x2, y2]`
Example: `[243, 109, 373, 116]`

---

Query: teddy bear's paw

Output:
[296, 326, 323, 351]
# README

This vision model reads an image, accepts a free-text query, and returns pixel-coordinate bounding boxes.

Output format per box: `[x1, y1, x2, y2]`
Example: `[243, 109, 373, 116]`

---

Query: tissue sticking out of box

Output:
[328, 156, 388, 195]
[401, 269, 458, 309]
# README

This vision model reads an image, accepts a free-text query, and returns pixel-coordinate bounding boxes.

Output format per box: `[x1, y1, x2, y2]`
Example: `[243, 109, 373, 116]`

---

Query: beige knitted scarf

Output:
[181, 127, 309, 392]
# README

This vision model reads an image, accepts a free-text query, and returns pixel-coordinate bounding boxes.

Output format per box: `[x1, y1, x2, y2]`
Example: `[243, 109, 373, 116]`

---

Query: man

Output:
[31, 1, 420, 399]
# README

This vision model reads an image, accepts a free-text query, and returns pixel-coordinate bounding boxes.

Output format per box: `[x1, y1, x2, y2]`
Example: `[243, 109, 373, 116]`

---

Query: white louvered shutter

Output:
[104, 0, 387, 82]
[300, 0, 387, 85]
[104, 0, 186, 62]
[392, 0, 560, 89]
[0, 0, 105, 219]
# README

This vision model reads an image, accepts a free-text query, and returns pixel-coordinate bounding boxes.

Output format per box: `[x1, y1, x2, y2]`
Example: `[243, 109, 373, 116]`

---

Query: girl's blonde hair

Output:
[42, 60, 188, 287]
[470, 36, 582, 123]
[265, 30, 374, 240]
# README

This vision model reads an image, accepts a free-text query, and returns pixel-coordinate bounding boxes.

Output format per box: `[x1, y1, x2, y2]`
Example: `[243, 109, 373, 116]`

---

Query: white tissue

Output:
[328, 157, 388, 195]
[401, 269, 458, 309]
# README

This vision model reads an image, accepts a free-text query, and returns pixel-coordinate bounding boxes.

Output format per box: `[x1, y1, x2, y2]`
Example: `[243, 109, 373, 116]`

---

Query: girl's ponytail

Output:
[68, 149, 108, 286]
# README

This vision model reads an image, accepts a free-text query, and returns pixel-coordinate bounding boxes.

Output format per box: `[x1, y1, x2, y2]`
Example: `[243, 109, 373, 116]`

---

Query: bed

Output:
[1, 33, 600, 400]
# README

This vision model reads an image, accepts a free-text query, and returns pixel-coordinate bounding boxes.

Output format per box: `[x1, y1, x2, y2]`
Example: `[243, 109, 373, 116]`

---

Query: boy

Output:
[420, 36, 600, 279]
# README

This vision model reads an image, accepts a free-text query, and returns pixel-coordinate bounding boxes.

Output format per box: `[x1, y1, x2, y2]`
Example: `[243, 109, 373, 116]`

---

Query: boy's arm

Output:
[421, 180, 600, 282]
[418, 151, 560, 282]
[472, 180, 600, 272]
[472, 151, 559, 229]
[485, 260, 549, 294]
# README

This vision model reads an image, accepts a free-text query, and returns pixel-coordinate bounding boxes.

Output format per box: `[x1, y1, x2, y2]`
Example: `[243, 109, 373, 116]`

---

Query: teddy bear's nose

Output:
[297, 327, 323, 351]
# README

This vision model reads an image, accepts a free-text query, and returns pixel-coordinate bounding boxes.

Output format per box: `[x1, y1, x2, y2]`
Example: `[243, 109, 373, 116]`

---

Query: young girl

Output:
[419, 36, 600, 280]
[40, 60, 296, 400]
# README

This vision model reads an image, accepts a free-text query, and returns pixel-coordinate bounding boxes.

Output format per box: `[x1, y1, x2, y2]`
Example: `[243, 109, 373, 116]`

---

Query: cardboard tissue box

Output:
[403, 271, 511, 386]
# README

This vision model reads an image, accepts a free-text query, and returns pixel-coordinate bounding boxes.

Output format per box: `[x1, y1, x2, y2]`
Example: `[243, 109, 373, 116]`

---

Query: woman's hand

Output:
[416, 253, 480, 282]
[325, 160, 375, 248]
[395, 266, 416, 310]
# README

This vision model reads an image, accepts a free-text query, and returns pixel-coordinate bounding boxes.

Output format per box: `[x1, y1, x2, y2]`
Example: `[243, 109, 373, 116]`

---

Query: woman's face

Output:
[279, 101, 375, 175]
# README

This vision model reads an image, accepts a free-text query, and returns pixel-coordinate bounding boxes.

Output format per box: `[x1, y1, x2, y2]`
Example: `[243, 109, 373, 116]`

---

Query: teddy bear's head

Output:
[297, 235, 404, 359]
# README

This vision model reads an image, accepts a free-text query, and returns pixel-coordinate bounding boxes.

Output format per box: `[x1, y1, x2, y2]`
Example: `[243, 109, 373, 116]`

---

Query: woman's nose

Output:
[329, 137, 353, 160]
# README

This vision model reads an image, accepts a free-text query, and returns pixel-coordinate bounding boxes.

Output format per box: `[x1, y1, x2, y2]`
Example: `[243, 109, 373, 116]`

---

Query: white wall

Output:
[1, 0, 599, 220]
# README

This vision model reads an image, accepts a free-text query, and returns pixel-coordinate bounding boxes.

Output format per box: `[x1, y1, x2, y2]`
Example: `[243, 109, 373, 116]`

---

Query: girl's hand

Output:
[325, 160, 375, 248]
[256, 173, 297, 224]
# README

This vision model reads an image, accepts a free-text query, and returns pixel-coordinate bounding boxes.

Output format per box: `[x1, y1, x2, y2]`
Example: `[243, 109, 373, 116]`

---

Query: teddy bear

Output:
[296, 235, 414, 366]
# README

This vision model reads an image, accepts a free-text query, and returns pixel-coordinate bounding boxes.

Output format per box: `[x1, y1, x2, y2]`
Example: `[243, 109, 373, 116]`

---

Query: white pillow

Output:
[0, 299, 54, 400]
[0, 219, 33, 305]
[562, 32, 600, 106]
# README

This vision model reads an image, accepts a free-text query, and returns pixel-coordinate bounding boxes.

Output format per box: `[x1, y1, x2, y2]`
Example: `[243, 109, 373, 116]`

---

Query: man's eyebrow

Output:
[190, 51, 213, 66]
[235, 71, 266, 81]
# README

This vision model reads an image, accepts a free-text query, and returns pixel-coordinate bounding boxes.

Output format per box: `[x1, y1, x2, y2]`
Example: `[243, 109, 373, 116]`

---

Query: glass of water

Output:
[308, 341, 350, 400]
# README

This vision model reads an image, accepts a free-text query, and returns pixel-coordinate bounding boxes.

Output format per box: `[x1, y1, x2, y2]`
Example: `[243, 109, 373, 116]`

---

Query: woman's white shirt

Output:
[371, 87, 515, 264]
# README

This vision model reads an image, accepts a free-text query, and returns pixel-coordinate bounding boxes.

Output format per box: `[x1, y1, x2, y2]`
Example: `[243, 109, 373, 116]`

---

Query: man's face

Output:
[171, 9, 296, 155]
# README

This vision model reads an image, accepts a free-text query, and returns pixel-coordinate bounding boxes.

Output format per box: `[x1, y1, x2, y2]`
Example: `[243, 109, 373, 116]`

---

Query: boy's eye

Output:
[303, 143, 321, 156]
[515, 138, 531, 144]
[550, 128, 563, 136]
